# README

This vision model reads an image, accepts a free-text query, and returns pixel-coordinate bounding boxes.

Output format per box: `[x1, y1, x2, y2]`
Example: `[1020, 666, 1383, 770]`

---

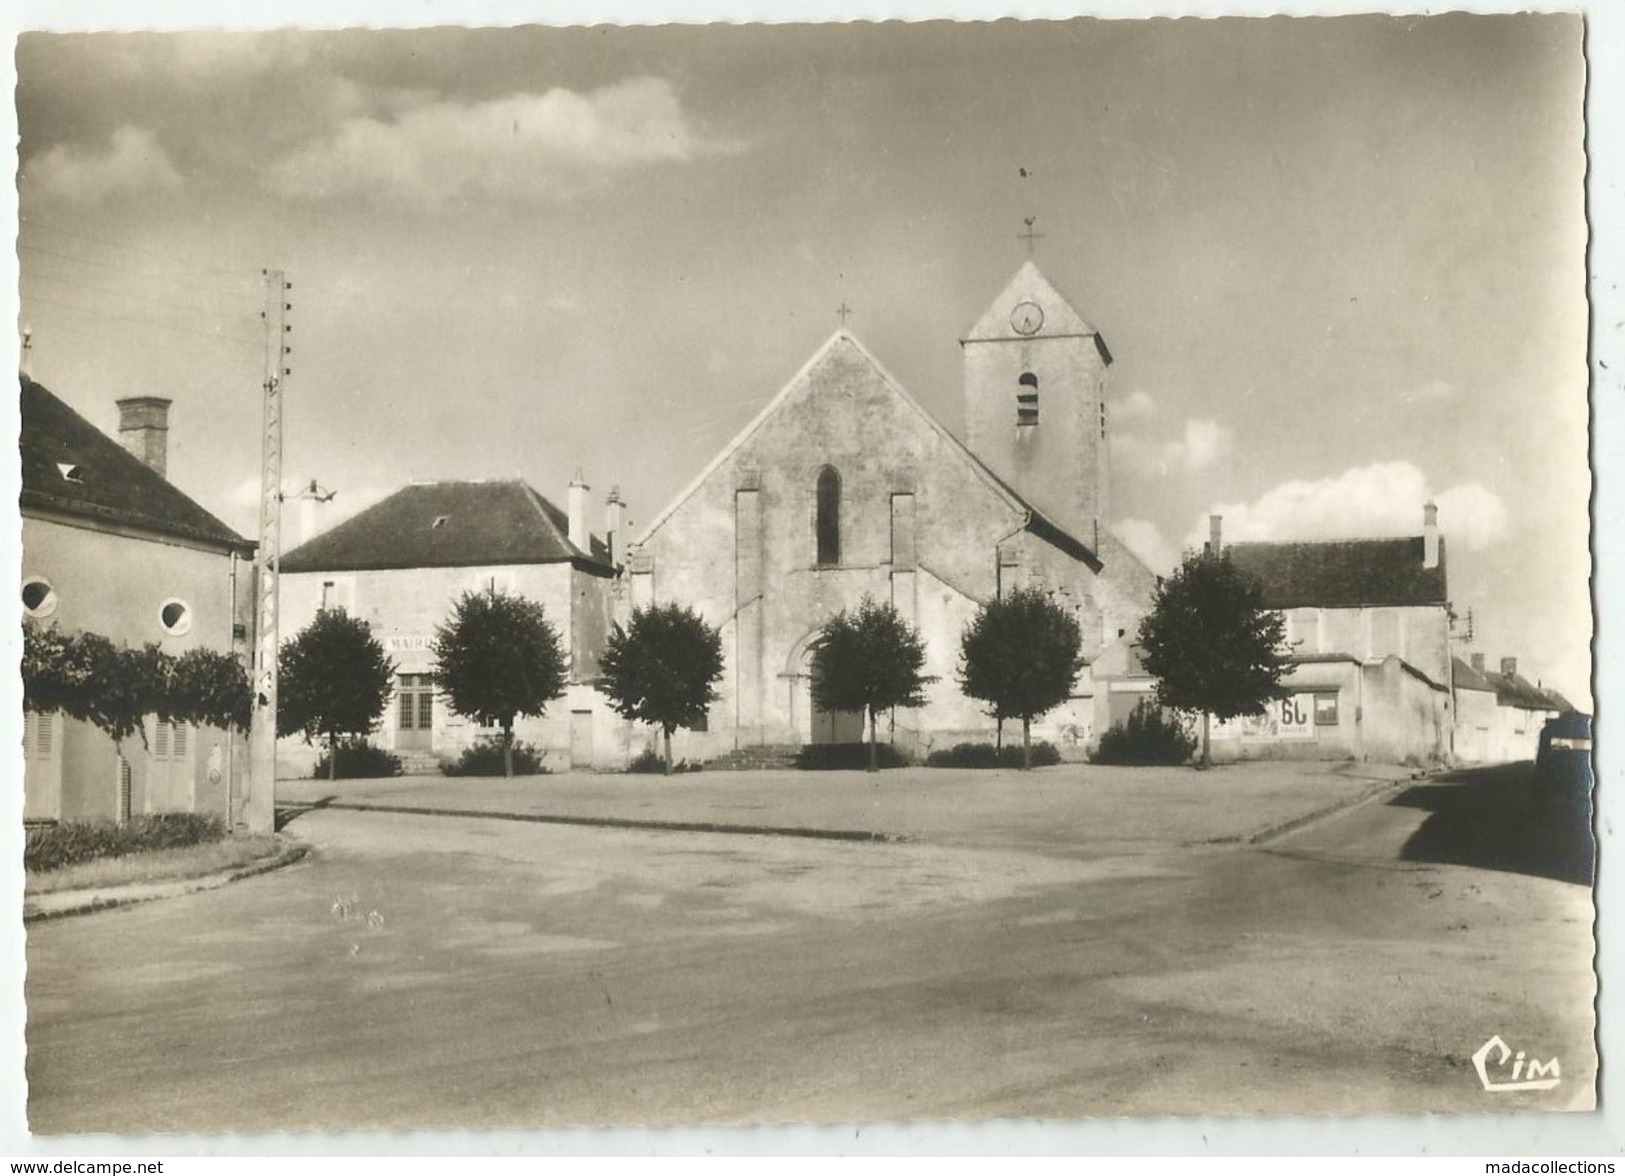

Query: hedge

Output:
[26, 813, 227, 874]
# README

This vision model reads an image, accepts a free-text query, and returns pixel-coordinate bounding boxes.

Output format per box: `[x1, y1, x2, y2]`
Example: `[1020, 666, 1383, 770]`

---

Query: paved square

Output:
[26, 763, 1596, 1130]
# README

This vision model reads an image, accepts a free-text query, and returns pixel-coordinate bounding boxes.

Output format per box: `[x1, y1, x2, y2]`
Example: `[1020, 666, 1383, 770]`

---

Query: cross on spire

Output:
[836, 301, 853, 328]
[1019, 216, 1045, 258]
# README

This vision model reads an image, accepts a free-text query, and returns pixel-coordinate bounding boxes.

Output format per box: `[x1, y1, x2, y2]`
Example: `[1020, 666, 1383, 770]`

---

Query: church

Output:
[626, 261, 1156, 762]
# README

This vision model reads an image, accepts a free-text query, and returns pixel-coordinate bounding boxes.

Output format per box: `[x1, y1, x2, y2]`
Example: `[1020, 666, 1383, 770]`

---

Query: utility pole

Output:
[243, 269, 291, 834]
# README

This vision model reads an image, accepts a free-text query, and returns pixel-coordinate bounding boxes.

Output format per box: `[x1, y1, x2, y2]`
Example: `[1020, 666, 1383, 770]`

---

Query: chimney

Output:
[1500, 657, 1518, 678]
[1470, 652, 1486, 674]
[1423, 501, 1439, 570]
[605, 485, 625, 565]
[1208, 514, 1223, 556]
[567, 469, 590, 552]
[116, 396, 173, 480]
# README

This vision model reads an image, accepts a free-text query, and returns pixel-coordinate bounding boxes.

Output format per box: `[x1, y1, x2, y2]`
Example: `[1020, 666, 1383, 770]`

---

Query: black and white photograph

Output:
[4, 1, 1613, 1153]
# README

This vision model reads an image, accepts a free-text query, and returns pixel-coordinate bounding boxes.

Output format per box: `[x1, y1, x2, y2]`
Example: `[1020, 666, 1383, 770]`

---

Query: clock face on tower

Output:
[1010, 300, 1044, 336]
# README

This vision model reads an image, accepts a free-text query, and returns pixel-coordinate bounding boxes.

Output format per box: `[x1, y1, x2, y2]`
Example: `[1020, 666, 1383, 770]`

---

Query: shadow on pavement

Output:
[1389, 762, 1594, 886]
[274, 796, 336, 833]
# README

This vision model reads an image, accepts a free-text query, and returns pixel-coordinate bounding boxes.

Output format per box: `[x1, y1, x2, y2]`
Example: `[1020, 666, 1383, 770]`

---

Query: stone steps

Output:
[706, 744, 802, 771]
[395, 751, 444, 777]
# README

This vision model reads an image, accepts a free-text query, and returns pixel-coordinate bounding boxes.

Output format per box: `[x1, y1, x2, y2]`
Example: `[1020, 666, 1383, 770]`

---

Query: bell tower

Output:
[961, 259, 1112, 550]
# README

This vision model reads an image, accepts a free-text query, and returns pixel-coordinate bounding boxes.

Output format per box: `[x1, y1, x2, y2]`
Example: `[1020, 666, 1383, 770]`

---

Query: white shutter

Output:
[154, 720, 171, 759]
[172, 722, 189, 760]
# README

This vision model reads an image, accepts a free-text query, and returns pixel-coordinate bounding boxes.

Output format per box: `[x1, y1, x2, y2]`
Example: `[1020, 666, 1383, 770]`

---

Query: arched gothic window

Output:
[815, 466, 841, 566]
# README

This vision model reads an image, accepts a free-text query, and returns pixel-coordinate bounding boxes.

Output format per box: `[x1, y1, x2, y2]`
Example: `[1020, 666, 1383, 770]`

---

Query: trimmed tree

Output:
[597, 603, 725, 775]
[959, 586, 1084, 770]
[23, 623, 252, 745]
[279, 610, 396, 780]
[809, 595, 934, 772]
[432, 589, 567, 777]
[1135, 549, 1291, 768]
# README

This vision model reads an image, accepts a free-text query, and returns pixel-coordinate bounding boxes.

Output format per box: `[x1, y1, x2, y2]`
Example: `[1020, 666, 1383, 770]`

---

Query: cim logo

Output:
[1473, 1035, 1562, 1092]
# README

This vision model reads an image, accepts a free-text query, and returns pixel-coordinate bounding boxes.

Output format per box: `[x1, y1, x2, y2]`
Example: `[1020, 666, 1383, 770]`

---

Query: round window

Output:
[159, 598, 192, 637]
[21, 577, 57, 619]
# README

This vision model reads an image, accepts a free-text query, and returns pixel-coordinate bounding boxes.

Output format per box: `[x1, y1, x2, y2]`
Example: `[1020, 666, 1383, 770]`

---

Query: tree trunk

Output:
[995, 717, 1003, 751]
[1022, 717, 1032, 771]
[867, 707, 879, 773]
[663, 725, 673, 776]
[1201, 711, 1212, 769]
[502, 719, 514, 778]
[328, 731, 338, 781]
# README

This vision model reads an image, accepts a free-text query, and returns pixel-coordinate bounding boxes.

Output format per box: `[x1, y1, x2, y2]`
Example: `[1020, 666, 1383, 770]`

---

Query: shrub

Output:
[795, 742, 913, 771]
[313, 740, 404, 780]
[441, 738, 547, 777]
[925, 740, 1062, 769]
[26, 812, 226, 873]
[1090, 701, 1198, 766]
[627, 748, 701, 774]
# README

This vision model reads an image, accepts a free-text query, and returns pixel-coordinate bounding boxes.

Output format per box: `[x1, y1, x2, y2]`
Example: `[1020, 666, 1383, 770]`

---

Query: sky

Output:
[12, 13, 1593, 706]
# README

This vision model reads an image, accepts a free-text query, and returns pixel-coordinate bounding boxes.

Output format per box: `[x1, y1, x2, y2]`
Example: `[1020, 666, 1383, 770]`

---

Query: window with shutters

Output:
[23, 711, 56, 760]
[151, 718, 192, 762]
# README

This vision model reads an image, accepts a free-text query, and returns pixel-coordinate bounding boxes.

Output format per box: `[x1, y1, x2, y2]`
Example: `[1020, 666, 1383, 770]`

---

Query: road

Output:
[25, 764, 1596, 1131]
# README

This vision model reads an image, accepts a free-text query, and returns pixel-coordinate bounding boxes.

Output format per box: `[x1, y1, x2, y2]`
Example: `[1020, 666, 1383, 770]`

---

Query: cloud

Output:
[24, 126, 183, 203]
[1112, 416, 1234, 476]
[1111, 389, 1156, 422]
[1194, 461, 1511, 552]
[1114, 518, 1178, 576]
[268, 76, 733, 206]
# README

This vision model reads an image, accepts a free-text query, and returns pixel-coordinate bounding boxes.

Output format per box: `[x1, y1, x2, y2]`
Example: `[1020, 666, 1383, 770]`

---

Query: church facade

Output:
[626, 262, 1155, 762]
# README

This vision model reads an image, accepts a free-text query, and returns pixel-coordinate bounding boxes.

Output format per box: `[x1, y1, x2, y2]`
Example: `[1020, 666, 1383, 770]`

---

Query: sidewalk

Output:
[279, 760, 1411, 857]
[24, 842, 310, 923]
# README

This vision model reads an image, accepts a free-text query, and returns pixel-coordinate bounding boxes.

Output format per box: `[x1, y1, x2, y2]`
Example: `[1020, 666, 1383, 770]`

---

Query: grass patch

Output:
[26, 812, 226, 873]
[25, 833, 287, 896]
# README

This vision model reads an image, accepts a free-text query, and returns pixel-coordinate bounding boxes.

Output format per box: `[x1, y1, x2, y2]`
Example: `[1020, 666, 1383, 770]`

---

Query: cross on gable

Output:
[1019, 216, 1045, 257]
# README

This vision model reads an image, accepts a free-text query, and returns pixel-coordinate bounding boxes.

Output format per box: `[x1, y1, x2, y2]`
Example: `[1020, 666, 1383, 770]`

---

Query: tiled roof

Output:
[1485, 668, 1562, 712]
[1455, 656, 1574, 712]
[281, 479, 613, 574]
[1452, 655, 1497, 693]
[1225, 536, 1447, 610]
[20, 376, 251, 553]
[1541, 687, 1578, 713]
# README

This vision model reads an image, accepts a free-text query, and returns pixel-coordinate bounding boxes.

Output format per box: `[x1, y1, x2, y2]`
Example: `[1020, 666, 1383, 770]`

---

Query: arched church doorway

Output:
[809, 662, 865, 745]
[787, 628, 865, 745]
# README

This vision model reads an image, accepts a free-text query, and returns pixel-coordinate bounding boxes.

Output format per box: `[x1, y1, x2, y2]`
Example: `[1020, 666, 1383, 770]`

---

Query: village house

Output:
[625, 262, 1156, 762]
[1206, 507, 1455, 764]
[276, 476, 625, 774]
[1452, 652, 1572, 765]
[20, 376, 256, 823]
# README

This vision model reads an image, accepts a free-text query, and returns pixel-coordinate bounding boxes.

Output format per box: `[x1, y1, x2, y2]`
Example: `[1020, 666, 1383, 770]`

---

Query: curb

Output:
[304, 800, 911, 845]
[23, 842, 312, 925]
[1241, 776, 1415, 846]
